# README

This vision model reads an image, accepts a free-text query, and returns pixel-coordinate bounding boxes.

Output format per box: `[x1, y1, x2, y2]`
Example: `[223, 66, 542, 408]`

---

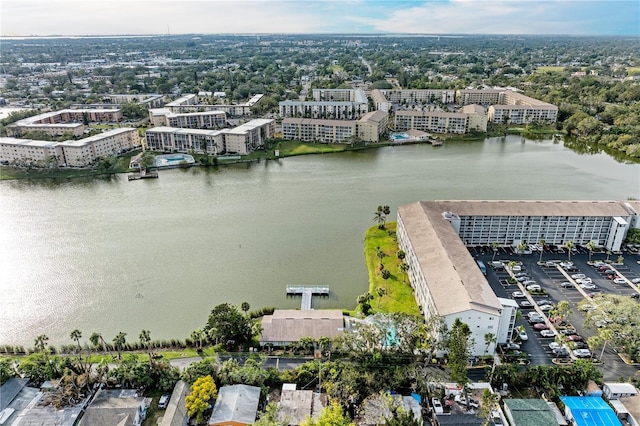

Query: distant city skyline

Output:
[1, 0, 639, 37]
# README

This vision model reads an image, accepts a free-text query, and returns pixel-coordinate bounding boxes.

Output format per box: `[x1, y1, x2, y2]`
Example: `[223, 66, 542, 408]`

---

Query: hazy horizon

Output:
[2, 0, 638, 37]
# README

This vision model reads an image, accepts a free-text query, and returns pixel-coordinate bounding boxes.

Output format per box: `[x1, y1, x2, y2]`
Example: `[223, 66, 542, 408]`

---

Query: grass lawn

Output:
[363, 223, 421, 316]
[628, 67, 640, 76]
[536, 66, 565, 73]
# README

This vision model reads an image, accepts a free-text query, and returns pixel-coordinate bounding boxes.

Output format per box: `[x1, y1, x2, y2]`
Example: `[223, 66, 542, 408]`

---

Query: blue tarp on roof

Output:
[411, 393, 422, 404]
[560, 396, 622, 426]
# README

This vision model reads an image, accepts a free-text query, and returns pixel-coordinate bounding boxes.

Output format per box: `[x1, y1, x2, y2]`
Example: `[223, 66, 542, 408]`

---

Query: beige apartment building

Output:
[157, 111, 227, 129]
[1, 127, 139, 167]
[457, 89, 558, 124]
[7, 108, 123, 137]
[282, 111, 388, 144]
[163, 93, 263, 117]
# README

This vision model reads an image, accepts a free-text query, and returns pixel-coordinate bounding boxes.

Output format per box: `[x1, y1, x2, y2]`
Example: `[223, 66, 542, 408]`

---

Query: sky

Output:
[1, 0, 639, 37]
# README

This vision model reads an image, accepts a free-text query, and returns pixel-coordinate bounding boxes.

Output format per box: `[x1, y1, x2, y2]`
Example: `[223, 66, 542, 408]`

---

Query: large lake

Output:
[1, 136, 639, 346]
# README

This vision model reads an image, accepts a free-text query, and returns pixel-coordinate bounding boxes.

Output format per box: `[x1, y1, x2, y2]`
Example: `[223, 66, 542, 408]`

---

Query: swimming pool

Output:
[154, 153, 196, 168]
[390, 133, 410, 141]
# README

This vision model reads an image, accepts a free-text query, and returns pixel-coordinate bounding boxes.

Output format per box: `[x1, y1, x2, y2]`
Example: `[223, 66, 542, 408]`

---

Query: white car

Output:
[526, 284, 541, 292]
[571, 274, 586, 279]
[631, 278, 640, 284]
[614, 278, 627, 284]
[576, 277, 592, 284]
[528, 312, 543, 319]
[549, 342, 561, 351]
[580, 283, 597, 290]
[512, 291, 526, 298]
[573, 349, 592, 358]
[540, 329, 556, 338]
[539, 304, 554, 311]
[519, 330, 529, 341]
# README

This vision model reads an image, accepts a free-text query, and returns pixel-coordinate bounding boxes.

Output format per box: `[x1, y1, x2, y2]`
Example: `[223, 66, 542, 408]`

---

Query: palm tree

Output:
[376, 246, 385, 269]
[241, 302, 250, 315]
[376, 286, 385, 308]
[586, 241, 596, 262]
[516, 242, 527, 256]
[34, 334, 49, 354]
[70, 329, 82, 353]
[491, 242, 499, 261]
[565, 240, 575, 261]
[374, 210, 385, 229]
[484, 332, 497, 356]
[89, 332, 105, 352]
[538, 239, 546, 263]
[113, 332, 127, 360]
[399, 262, 409, 283]
[139, 329, 151, 356]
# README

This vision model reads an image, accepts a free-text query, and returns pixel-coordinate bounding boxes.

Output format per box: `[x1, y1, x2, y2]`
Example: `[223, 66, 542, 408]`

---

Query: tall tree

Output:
[185, 375, 218, 425]
[447, 319, 472, 405]
[565, 240, 575, 261]
[241, 301, 250, 315]
[538, 239, 546, 263]
[301, 401, 354, 426]
[70, 329, 82, 353]
[139, 329, 151, 356]
[586, 241, 596, 262]
[113, 332, 127, 360]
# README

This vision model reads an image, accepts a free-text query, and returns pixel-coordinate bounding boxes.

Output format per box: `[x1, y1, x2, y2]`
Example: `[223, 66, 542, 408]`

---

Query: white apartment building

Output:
[165, 111, 227, 129]
[357, 111, 389, 142]
[312, 88, 367, 103]
[396, 200, 640, 355]
[282, 118, 357, 143]
[378, 89, 456, 105]
[279, 100, 369, 120]
[145, 119, 275, 155]
[1, 128, 140, 167]
[164, 94, 263, 117]
[456, 89, 503, 106]
[394, 110, 471, 134]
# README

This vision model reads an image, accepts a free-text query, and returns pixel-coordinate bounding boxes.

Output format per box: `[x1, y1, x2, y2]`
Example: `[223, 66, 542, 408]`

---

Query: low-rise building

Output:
[259, 309, 345, 347]
[560, 396, 622, 426]
[80, 388, 149, 426]
[6, 108, 123, 137]
[603, 383, 638, 400]
[209, 384, 260, 426]
[502, 399, 559, 426]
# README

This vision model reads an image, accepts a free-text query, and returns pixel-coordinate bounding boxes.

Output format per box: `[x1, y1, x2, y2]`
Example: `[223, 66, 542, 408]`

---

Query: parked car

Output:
[567, 334, 584, 342]
[501, 342, 521, 351]
[540, 329, 556, 337]
[631, 278, 640, 284]
[526, 284, 541, 292]
[539, 304, 553, 311]
[512, 291, 526, 298]
[560, 281, 574, 288]
[571, 274, 586, 279]
[559, 328, 578, 335]
[534, 323, 549, 331]
[580, 283, 597, 290]
[518, 329, 529, 341]
[549, 342, 561, 351]
[573, 349, 592, 358]
[554, 347, 570, 357]
[614, 278, 627, 284]
[576, 278, 593, 284]
[528, 312, 543, 319]
[519, 300, 533, 307]
[528, 317, 545, 324]
[158, 394, 170, 410]
[607, 274, 621, 280]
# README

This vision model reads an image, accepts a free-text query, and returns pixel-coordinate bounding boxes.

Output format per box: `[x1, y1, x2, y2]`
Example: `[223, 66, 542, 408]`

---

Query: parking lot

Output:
[469, 244, 640, 378]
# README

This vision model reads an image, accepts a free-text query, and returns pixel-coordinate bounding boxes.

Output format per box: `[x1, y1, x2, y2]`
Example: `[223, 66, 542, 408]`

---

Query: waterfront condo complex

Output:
[396, 200, 640, 355]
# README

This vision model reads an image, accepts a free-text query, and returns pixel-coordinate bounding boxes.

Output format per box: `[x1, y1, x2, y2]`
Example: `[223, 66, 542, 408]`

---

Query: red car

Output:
[566, 334, 584, 342]
[534, 323, 549, 331]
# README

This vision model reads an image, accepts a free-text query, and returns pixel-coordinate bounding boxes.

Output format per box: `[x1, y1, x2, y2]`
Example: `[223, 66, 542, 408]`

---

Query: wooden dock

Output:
[128, 169, 159, 181]
[286, 286, 329, 310]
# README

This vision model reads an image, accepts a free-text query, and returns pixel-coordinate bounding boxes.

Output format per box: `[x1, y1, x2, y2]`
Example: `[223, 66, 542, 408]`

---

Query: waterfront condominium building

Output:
[1, 127, 140, 167]
[145, 119, 275, 155]
[312, 88, 368, 103]
[281, 110, 389, 144]
[396, 200, 640, 355]
[457, 89, 558, 124]
[394, 110, 478, 134]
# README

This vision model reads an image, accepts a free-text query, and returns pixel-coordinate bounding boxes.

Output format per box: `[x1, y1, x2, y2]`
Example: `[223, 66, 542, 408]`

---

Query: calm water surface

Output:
[1, 137, 639, 346]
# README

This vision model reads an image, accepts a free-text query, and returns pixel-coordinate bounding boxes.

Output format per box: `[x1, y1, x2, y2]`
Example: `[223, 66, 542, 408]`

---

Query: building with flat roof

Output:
[163, 93, 263, 116]
[282, 118, 357, 143]
[6, 108, 123, 137]
[145, 119, 274, 155]
[312, 88, 367, 103]
[164, 110, 227, 129]
[372, 89, 456, 111]
[560, 396, 622, 426]
[1, 127, 139, 167]
[396, 200, 639, 354]
[80, 388, 149, 426]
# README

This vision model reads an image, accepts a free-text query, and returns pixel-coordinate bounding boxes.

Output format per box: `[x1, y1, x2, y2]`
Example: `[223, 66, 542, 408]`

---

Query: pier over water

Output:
[286, 286, 329, 310]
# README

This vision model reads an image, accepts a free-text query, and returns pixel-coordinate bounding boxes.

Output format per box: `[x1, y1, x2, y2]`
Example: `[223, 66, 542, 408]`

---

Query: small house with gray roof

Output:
[208, 384, 260, 426]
